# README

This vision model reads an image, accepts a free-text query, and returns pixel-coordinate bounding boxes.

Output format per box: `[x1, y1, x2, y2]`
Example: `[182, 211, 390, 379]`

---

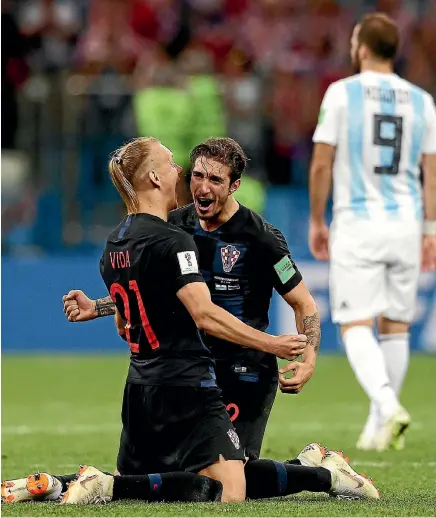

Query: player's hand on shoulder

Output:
[62, 290, 97, 322]
[272, 334, 307, 360]
[421, 235, 436, 271]
[309, 221, 329, 261]
[278, 360, 315, 394]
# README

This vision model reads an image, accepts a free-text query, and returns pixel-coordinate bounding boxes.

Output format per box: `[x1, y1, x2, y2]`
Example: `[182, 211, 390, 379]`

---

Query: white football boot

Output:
[1, 473, 62, 503]
[374, 405, 411, 452]
[321, 451, 380, 500]
[61, 465, 114, 504]
[356, 432, 378, 451]
[357, 404, 380, 451]
[296, 442, 328, 467]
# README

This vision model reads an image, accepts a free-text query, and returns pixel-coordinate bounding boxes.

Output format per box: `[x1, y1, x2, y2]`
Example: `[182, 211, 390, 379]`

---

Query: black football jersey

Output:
[100, 213, 217, 387]
[169, 204, 302, 375]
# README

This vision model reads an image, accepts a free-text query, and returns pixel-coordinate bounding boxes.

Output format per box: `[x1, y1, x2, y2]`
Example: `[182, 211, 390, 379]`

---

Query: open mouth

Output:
[196, 198, 214, 211]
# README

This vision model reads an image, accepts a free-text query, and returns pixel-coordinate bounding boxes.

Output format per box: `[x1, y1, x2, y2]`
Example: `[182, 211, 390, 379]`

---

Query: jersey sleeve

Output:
[422, 94, 436, 154]
[163, 231, 205, 292]
[262, 226, 303, 295]
[312, 83, 342, 146]
[99, 252, 104, 277]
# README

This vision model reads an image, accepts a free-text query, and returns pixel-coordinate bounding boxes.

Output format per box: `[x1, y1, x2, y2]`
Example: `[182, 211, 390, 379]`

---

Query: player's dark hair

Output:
[109, 137, 159, 213]
[190, 137, 248, 184]
[358, 12, 399, 61]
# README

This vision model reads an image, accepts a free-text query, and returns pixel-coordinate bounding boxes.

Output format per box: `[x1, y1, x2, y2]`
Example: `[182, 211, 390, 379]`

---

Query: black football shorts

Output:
[117, 383, 245, 475]
[216, 364, 278, 461]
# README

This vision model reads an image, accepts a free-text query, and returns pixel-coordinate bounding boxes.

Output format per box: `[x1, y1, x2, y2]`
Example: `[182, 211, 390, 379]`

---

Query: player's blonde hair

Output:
[109, 137, 159, 213]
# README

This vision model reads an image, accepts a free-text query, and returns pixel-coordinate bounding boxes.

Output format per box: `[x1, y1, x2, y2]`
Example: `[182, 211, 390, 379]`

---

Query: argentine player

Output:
[309, 13, 436, 451]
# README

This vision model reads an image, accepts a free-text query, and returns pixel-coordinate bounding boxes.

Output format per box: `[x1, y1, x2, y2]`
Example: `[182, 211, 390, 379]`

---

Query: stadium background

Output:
[2, 0, 436, 353]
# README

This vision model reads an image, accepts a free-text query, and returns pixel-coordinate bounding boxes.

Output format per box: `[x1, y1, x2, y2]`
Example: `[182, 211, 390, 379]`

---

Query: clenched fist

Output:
[63, 290, 97, 322]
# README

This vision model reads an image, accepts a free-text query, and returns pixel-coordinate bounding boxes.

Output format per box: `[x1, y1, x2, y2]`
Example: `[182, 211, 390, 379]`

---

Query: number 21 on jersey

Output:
[110, 281, 160, 353]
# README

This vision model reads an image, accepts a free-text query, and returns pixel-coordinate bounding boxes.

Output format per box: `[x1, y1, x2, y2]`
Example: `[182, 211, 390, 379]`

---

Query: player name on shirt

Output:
[364, 86, 410, 104]
[109, 250, 131, 269]
[101, 213, 216, 387]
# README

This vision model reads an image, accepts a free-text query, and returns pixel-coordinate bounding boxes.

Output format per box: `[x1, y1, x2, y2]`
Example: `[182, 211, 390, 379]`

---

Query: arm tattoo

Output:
[302, 312, 321, 353]
[95, 296, 116, 317]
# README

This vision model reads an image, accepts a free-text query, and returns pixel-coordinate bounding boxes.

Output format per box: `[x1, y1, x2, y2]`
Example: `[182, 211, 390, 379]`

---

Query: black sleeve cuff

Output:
[174, 273, 205, 293]
[275, 271, 303, 296]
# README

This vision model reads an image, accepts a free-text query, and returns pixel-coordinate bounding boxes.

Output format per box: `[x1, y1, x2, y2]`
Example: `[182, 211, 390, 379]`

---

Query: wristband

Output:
[423, 220, 436, 236]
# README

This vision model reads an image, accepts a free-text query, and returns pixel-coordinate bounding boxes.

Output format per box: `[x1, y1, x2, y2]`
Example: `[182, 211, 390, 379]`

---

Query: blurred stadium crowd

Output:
[2, 0, 436, 252]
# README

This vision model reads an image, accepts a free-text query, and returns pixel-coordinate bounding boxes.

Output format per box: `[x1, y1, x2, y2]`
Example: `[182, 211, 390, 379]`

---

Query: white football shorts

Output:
[329, 216, 422, 324]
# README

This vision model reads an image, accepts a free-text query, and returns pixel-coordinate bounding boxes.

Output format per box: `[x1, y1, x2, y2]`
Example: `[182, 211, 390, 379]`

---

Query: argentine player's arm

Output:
[309, 83, 340, 225]
[422, 153, 436, 241]
[422, 94, 436, 230]
[421, 94, 436, 270]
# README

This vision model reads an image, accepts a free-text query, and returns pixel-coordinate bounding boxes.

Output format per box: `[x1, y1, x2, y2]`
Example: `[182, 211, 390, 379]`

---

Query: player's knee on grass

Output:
[199, 456, 246, 503]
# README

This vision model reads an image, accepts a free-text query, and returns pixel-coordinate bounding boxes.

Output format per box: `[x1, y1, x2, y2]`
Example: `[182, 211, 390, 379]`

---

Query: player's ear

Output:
[149, 170, 161, 188]
[229, 179, 241, 195]
[358, 43, 368, 62]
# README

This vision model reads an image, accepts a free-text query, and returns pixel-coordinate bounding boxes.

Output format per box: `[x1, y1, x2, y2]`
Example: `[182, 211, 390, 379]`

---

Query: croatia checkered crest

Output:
[221, 245, 240, 273]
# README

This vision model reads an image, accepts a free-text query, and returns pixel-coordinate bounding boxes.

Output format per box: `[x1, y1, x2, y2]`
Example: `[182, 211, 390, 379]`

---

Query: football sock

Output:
[284, 458, 302, 465]
[53, 474, 77, 493]
[342, 326, 398, 417]
[379, 333, 409, 395]
[245, 460, 331, 498]
[112, 472, 223, 502]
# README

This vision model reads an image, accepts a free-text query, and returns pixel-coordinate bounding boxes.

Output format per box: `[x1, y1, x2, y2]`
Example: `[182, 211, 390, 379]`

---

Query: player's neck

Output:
[199, 197, 240, 232]
[136, 195, 169, 221]
[360, 60, 393, 75]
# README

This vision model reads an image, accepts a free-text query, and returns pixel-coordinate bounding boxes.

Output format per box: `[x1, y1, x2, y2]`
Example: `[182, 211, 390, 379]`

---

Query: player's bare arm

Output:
[422, 153, 436, 271]
[278, 281, 320, 394]
[309, 143, 335, 261]
[96, 296, 116, 317]
[63, 290, 116, 322]
[177, 281, 307, 361]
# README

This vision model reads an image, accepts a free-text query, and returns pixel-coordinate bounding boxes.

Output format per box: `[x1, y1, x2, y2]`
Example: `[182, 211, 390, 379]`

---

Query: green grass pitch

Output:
[2, 355, 436, 516]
